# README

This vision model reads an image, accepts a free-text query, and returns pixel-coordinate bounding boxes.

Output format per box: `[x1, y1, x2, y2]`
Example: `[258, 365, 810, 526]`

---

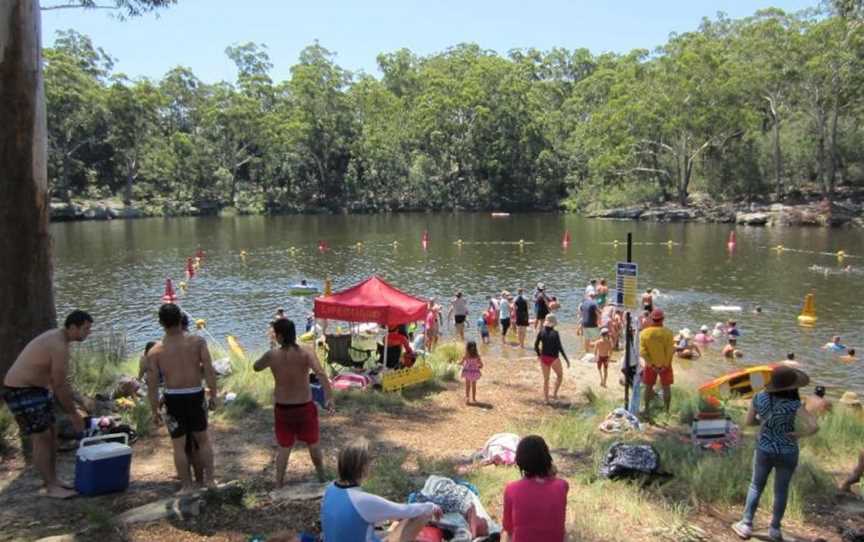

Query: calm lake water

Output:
[52, 214, 864, 395]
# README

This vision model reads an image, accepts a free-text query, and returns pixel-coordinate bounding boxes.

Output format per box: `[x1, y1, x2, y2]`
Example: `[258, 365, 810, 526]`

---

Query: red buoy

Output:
[562, 230, 572, 247]
[318, 240, 329, 252]
[421, 230, 429, 250]
[161, 278, 177, 303]
[727, 230, 737, 249]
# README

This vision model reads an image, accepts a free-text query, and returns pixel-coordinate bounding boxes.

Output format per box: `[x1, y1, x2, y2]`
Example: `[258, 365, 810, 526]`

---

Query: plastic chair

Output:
[325, 334, 373, 369]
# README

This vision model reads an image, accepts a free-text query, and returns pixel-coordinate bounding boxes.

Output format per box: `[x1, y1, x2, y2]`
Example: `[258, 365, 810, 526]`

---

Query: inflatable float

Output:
[226, 335, 247, 360]
[710, 305, 742, 312]
[699, 364, 778, 400]
[289, 283, 321, 295]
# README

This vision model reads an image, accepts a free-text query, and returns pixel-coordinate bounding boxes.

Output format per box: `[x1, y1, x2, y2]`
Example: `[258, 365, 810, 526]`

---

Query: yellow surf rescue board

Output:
[698, 364, 778, 400]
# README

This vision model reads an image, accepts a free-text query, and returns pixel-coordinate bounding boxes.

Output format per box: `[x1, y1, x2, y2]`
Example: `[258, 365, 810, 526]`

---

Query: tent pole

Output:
[383, 326, 389, 371]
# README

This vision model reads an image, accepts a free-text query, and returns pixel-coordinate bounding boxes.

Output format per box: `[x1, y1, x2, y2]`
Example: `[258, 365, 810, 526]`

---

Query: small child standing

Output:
[461, 340, 483, 405]
[476, 316, 490, 344]
[594, 328, 613, 388]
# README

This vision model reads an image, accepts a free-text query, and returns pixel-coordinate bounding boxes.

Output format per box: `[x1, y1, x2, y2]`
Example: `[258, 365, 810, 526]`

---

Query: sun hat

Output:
[600, 327, 609, 335]
[840, 391, 862, 406]
[680, 328, 692, 339]
[700, 325, 709, 332]
[544, 314, 558, 327]
[650, 308, 665, 322]
[537, 282, 545, 289]
[765, 366, 810, 392]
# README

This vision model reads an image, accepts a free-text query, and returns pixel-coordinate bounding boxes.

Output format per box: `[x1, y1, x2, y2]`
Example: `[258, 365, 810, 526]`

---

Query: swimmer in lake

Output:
[722, 337, 743, 358]
[841, 348, 857, 364]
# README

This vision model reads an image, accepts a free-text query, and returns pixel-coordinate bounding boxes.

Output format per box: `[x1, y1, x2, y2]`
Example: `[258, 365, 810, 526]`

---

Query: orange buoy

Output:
[161, 278, 177, 303]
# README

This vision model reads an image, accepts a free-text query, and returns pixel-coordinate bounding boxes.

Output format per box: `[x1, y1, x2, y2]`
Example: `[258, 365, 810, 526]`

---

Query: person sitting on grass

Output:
[675, 329, 702, 360]
[254, 318, 335, 487]
[732, 366, 818, 542]
[502, 435, 569, 542]
[840, 447, 864, 497]
[321, 438, 442, 542]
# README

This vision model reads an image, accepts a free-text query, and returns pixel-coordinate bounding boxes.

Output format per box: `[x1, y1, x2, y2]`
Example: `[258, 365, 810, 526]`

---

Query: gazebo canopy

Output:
[313, 275, 428, 327]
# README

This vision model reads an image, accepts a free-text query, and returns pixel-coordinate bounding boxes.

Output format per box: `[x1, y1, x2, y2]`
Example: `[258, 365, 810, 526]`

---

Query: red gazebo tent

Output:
[314, 275, 427, 328]
[314, 276, 428, 362]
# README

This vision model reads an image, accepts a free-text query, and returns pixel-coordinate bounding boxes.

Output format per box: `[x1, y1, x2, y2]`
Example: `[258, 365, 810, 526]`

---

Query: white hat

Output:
[680, 328, 692, 339]
[700, 325, 709, 332]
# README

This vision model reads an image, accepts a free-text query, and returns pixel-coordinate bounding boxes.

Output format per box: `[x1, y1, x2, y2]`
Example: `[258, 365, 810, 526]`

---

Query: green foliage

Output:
[70, 331, 133, 396]
[0, 407, 14, 455]
[129, 399, 153, 437]
[222, 391, 261, 420]
[45, 8, 864, 213]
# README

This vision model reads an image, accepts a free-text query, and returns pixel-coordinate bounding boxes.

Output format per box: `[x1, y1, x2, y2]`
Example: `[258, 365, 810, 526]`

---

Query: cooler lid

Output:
[77, 442, 131, 461]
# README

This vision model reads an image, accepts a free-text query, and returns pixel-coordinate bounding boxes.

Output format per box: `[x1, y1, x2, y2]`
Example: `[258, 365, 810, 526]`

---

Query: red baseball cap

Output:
[650, 308, 665, 321]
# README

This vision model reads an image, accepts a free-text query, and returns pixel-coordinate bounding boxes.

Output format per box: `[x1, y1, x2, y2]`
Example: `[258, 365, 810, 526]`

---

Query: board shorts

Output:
[480, 330, 490, 338]
[643, 365, 674, 387]
[454, 314, 467, 325]
[274, 401, 319, 447]
[163, 388, 208, 439]
[540, 355, 558, 367]
[500, 318, 511, 336]
[583, 327, 601, 341]
[516, 315, 530, 327]
[643, 303, 653, 313]
[4, 386, 54, 435]
[596, 355, 610, 369]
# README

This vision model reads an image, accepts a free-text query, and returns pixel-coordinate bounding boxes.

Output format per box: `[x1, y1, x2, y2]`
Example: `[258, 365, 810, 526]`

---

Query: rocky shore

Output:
[587, 196, 864, 228]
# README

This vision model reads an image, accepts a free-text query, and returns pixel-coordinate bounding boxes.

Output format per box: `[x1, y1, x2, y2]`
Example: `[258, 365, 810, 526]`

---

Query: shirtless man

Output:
[254, 318, 334, 487]
[594, 328, 614, 388]
[3, 310, 93, 499]
[147, 304, 218, 493]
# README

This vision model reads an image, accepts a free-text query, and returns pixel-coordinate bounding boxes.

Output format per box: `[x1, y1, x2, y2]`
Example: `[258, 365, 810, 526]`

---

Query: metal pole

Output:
[623, 232, 633, 410]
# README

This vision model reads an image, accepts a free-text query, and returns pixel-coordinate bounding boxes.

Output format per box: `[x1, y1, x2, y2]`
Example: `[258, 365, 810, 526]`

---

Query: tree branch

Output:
[42, 4, 120, 11]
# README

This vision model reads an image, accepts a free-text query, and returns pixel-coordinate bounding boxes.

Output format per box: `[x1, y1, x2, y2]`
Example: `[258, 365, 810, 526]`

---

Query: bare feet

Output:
[40, 485, 77, 499]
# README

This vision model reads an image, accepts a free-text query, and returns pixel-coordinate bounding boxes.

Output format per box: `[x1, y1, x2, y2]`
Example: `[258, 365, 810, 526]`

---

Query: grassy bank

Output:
[462, 385, 858, 541]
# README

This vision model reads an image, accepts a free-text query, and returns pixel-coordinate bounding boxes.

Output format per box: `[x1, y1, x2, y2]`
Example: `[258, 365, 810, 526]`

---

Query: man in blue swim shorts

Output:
[3, 310, 93, 499]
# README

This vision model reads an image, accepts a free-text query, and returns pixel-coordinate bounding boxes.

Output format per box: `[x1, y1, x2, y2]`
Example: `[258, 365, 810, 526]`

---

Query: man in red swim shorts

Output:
[639, 309, 675, 416]
[254, 319, 334, 486]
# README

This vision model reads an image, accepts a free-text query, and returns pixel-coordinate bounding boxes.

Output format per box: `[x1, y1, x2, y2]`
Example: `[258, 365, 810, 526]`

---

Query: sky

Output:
[42, 0, 818, 83]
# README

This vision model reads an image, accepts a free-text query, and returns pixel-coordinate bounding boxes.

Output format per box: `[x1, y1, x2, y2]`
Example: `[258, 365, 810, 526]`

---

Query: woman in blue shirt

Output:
[321, 438, 441, 541]
[732, 366, 818, 542]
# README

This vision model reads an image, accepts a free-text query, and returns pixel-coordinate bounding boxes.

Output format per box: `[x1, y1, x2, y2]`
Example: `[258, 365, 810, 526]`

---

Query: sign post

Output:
[618, 233, 639, 411]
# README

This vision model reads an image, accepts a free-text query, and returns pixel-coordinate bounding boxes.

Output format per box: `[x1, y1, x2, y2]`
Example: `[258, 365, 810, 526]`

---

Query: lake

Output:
[52, 213, 864, 395]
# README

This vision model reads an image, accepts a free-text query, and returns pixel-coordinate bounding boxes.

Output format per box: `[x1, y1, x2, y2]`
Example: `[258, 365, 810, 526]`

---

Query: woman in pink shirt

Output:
[502, 435, 568, 542]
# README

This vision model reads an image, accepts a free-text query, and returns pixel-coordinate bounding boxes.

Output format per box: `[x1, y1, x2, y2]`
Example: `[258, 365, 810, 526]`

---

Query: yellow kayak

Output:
[226, 335, 247, 360]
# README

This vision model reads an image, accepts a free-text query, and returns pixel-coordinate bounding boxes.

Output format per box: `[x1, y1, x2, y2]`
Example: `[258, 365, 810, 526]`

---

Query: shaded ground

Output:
[1, 334, 862, 541]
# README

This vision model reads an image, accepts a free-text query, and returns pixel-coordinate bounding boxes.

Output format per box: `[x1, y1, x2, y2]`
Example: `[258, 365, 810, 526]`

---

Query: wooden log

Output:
[269, 480, 327, 502]
[117, 480, 243, 525]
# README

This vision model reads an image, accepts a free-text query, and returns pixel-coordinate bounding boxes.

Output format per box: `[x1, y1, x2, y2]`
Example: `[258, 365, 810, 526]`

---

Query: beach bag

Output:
[331, 373, 371, 391]
[600, 442, 663, 480]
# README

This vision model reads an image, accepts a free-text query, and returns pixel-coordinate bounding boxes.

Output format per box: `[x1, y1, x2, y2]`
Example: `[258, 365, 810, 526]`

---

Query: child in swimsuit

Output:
[476, 316, 490, 344]
[461, 341, 483, 405]
[594, 328, 613, 388]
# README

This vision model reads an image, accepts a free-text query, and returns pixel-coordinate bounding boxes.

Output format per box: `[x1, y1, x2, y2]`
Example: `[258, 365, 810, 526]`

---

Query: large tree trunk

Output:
[0, 0, 57, 386]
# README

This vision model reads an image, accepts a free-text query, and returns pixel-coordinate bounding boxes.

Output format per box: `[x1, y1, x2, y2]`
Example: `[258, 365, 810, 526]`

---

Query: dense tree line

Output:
[45, 4, 864, 214]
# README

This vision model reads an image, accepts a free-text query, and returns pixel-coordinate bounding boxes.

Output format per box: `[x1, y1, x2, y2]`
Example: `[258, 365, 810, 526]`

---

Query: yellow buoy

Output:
[456, 239, 463, 245]
[195, 318, 206, 330]
[772, 245, 784, 252]
[666, 240, 674, 246]
[179, 281, 187, 290]
[613, 240, 619, 245]
[518, 239, 525, 245]
[837, 250, 846, 260]
[797, 293, 818, 326]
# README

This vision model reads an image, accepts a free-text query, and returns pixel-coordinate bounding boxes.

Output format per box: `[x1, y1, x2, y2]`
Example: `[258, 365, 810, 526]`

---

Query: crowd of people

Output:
[1, 285, 862, 541]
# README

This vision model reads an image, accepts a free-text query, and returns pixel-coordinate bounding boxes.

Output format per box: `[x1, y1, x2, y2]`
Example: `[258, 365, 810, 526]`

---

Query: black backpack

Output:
[600, 442, 668, 481]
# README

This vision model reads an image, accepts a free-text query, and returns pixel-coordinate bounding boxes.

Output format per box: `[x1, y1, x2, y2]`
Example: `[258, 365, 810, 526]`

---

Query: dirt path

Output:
[0, 335, 860, 541]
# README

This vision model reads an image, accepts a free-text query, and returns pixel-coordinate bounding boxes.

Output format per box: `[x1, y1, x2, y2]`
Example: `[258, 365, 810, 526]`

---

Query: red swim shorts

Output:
[274, 401, 319, 447]
[643, 365, 674, 387]
[540, 355, 558, 367]
[596, 355, 610, 369]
